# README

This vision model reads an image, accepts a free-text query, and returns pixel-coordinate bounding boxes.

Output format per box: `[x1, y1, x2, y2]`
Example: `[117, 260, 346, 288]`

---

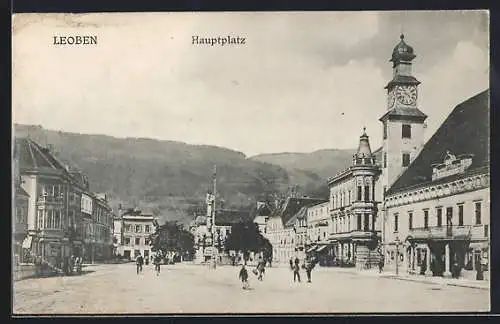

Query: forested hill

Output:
[14, 124, 351, 225]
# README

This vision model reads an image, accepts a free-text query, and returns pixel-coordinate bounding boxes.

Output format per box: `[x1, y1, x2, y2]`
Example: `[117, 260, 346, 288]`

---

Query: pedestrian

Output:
[304, 258, 314, 283]
[153, 252, 162, 276]
[378, 256, 384, 273]
[293, 261, 301, 282]
[289, 258, 293, 270]
[239, 264, 249, 289]
[257, 260, 265, 281]
[135, 254, 144, 274]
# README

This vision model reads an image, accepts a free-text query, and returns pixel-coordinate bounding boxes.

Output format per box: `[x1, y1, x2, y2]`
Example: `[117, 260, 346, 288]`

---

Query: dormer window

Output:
[432, 151, 474, 181]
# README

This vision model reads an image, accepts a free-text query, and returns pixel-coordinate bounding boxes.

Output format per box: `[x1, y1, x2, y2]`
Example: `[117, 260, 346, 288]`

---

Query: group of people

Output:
[238, 258, 267, 289]
[135, 252, 164, 276]
[290, 256, 317, 283]
[238, 256, 317, 289]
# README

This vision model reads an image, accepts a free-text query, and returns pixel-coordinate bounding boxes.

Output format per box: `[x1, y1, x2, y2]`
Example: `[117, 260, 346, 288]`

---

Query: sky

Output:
[12, 11, 489, 157]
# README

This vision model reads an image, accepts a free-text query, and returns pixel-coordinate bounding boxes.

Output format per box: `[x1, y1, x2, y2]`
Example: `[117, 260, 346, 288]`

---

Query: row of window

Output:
[383, 123, 412, 140]
[332, 184, 375, 210]
[383, 152, 411, 168]
[15, 205, 28, 225]
[38, 184, 65, 198]
[124, 224, 152, 233]
[393, 201, 483, 232]
[123, 237, 150, 246]
[37, 209, 63, 229]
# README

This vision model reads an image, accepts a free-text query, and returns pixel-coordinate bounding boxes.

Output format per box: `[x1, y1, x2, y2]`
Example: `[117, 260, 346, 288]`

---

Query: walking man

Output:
[135, 253, 144, 275]
[153, 252, 162, 276]
[239, 264, 249, 289]
[293, 260, 301, 282]
[304, 258, 314, 283]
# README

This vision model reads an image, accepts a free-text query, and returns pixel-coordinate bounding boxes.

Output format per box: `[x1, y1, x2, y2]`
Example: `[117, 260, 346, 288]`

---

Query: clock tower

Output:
[380, 34, 428, 190]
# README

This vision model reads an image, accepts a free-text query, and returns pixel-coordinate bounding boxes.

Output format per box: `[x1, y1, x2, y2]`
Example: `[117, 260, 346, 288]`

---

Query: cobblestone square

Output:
[13, 263, 490, 314]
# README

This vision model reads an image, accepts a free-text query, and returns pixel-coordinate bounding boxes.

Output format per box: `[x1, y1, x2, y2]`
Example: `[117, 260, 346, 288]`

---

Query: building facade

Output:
[305, 202, 333, 265]
[383, 90, 490, 279]
[264, 196, 327, 264]
[328, 131, 382, 269]
[15, 138, 114, 269]
[117, 208, 156, 260]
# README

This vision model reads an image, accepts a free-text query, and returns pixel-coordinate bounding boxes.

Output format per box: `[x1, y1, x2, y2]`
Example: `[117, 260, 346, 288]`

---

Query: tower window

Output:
[402, 124, 412, 139]
[394, 213, 399, 232]
[408, 212, 413, 230]
[424, 210, 429, 229]
[383, 152, 387, 168]
[383, 122, 388, 139]
[402, 153, 410, 167]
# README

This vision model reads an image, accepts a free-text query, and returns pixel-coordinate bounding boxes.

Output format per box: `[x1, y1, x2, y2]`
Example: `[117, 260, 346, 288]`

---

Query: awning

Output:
[316, 245, 327, 253]
[306, 246, 317, 253]
[22, 236, 33, 249]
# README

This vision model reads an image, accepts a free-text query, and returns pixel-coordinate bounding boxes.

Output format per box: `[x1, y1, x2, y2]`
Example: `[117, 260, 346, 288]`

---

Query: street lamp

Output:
[395, 236, 401, 276]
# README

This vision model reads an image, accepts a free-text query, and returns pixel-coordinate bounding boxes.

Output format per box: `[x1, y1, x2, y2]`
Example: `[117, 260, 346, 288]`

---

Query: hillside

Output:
[14, 124, 336, 225]
[250, 149, 356, 180]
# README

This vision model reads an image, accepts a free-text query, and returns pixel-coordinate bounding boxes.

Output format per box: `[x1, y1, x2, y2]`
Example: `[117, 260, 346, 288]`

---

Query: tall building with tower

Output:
[379, 34, 427, 193]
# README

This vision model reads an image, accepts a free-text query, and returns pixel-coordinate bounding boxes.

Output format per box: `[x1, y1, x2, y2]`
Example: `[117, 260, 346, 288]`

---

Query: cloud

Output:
[12, 11, 489, 157]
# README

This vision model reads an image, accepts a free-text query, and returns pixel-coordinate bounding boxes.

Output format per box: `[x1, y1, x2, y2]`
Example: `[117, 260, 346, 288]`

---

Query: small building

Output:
[116, 208, 156, 261]
[384, 90, 490, 279]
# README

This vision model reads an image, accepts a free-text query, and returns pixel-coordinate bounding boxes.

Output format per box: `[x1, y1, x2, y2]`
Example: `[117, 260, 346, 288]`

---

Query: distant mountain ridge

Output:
[13, 124, 353, 225]
[250, 149, 356, 180]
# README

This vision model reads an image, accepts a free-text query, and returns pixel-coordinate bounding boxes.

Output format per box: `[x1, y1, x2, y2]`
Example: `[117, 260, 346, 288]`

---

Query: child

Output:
[239, 264, 249, 289]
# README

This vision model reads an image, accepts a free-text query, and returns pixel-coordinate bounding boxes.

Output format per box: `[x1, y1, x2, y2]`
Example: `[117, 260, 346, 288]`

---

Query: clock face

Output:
[395, 85, 417, 106]
[387, 91, 396, 109]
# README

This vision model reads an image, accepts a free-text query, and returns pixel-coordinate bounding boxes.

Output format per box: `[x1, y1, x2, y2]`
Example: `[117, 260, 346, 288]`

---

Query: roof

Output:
[16, 185, 30, 198]
[279, 197, 327, 226]
[215, 209, 252, 226]
[15, 138, 72, 179]
[379, 106, 428, 122]
[373, 146, 383, 166]
[390, 34, 416, 64]
[253, 215, 268, 225]
[387, 89, 490, 195]
[284, 206, 308, 228]
[384, 75, 421, 90]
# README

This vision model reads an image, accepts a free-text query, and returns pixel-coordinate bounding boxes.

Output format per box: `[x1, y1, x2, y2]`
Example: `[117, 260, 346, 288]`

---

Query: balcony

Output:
[329, 230, 378, 241]
[407, 225, 483, 241]
[351, 201, 378, 209]
[37, 196, 64, 206]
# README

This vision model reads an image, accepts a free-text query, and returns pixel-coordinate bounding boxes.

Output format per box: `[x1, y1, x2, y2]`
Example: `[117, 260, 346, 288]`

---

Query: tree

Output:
[149, 221, 195, 258]
[224, 220, 272, 264]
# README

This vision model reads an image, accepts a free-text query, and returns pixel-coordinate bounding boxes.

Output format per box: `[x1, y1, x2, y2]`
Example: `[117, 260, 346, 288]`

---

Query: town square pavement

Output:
[13, 262, 489, 314]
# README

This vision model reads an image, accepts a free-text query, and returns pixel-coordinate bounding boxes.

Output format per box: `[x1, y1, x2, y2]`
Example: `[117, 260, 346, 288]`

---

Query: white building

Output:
[383, 90, 490, 279]
[116, 208, 156, 260]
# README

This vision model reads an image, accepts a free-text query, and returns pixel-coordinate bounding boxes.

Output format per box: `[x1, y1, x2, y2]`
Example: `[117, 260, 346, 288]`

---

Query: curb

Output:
[383, 275, 489, 290]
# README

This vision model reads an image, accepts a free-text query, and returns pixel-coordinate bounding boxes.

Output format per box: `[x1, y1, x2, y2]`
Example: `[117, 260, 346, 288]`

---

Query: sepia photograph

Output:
[11, 10, 490, 314]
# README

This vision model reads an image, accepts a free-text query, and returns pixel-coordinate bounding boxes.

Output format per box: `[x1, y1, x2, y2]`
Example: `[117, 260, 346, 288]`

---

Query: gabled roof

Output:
[15, 138, 72, 179]
[215, 209, 252, 226]
[279, 197, 327, 226]
[387, 89, 489, 195]
[284, 206, 308, 228]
